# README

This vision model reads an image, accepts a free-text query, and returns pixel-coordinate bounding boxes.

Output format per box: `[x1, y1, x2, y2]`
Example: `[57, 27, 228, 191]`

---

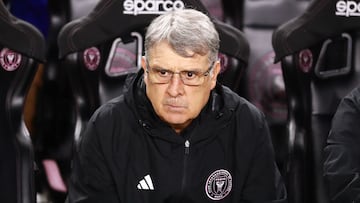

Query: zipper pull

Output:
[184, 140, 190, 155]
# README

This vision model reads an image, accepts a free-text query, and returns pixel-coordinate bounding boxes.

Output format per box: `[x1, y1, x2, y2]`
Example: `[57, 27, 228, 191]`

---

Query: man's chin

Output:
[162, 114, 191, 126]
[164, 117, 188, 125]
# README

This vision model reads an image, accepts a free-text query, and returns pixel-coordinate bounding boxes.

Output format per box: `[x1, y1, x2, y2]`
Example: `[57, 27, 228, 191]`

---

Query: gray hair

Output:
[144, 9, 220, 64]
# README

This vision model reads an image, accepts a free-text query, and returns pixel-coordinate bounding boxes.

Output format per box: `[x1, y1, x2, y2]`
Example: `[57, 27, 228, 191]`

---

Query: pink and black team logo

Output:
[298, 49, 313, 73]
[0, 48, 21, 71]
[83, 47, 100, 71]
[205, 169, 232, 201]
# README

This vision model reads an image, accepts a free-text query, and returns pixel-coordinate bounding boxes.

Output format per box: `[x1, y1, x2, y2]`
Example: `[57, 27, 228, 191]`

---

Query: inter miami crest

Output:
[0, 48, 21, 71]
[205, 169, 232, 201]
[83, 47, 100, 71]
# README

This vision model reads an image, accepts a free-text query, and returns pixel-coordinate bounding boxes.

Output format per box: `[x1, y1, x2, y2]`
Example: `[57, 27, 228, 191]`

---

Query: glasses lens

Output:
[179, 72, 203, 86]
[147, 65, 212, 86]
[148, 68, 170, 84]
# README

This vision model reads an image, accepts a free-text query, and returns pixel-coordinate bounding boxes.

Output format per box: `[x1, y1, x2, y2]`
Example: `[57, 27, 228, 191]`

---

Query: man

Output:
[323, 86, 360, 203]
[66, 9, 286, 203]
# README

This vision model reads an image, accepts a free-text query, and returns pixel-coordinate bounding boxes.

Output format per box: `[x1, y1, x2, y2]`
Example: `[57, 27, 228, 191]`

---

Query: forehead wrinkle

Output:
[147, 42, 210, 72]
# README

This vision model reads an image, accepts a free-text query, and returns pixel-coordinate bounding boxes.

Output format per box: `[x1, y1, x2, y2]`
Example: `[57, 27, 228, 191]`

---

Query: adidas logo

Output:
[137, 174, 155, 190]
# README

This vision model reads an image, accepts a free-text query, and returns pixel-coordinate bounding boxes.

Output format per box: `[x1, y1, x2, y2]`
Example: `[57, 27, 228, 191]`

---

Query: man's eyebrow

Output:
[151, 66, 168, 71]
[181, 68, 202, 72]
[148, 63, 165, 69]
[149, 62, 204, 72]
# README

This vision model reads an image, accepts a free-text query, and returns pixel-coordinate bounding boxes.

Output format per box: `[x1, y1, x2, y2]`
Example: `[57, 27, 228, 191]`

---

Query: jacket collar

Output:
[125, 70, 238, 144]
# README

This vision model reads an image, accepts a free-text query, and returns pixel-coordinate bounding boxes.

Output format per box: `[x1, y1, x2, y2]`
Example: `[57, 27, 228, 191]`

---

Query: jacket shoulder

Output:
[90, 95, 127, 122]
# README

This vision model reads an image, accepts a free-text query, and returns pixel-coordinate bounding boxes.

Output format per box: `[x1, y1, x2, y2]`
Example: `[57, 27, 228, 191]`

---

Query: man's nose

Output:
[166, 73, 184, 96]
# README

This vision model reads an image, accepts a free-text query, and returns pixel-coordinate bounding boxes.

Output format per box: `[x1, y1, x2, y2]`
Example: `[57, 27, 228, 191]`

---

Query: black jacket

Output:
[66, 71, 287, 203]
[324, 86, 360, 203]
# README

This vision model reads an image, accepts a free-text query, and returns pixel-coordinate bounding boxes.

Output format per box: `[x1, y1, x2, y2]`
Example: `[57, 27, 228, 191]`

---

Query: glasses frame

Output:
[145, 61, 215, 86]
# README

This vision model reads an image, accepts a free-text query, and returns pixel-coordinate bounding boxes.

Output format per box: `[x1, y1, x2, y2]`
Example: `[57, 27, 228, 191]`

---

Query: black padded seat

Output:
[0, 1, 46, 202]
[58, 0, 249, 143]
[58, 0, 249, 98]
[244, 0, 309, 125]
[58, 0, 248, 61]
[0, 4, 45, 61]
[242, 0, 310, 176]
[272, 0, 360, 202]
[273, 0, 360, 62]
[58, 0, 248, 63]
[31, 1, 74, 202]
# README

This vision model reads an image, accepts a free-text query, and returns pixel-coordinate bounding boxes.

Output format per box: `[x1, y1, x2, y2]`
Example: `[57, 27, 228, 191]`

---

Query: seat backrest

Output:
[57, 0, 250, 144]
[0, 1, 46, 202]
[242, 0, 310, 174]
[272, 0, 360, 202]
[200, 0, 247, 94]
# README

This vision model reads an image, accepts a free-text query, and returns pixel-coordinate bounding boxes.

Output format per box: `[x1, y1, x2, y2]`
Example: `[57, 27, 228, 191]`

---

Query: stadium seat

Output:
[32, 1, 98, 202]
[0, 1, 46, 202]
[200, 0, 248, 94]
[272, 0, 360, 202]
[242, 0, 310, 176]
[57, 0, 249, 146]
[31, 1, 72, 202]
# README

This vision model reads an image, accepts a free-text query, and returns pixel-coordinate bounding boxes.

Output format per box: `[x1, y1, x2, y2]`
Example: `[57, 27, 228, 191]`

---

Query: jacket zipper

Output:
[181, 140, 190, 194]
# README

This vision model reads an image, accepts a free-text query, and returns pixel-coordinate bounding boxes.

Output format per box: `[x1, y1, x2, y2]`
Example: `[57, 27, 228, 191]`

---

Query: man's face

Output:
[142, 41, 220, 133]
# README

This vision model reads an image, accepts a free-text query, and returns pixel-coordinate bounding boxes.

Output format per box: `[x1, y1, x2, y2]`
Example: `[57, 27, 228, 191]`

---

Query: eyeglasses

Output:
[146, 62, 214, 86]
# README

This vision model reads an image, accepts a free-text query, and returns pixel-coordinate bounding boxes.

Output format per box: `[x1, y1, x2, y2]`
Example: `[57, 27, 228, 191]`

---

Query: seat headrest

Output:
[0, 1, 46, 62]
[57, 0, 249, 65]
[272, 0, 360, 62]
[216, 20, 249, 64]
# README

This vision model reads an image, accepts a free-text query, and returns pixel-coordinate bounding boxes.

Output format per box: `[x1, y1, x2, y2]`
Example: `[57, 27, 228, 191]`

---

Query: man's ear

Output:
[141, 56, 148, 85]
[210, 60, 221, 89]
[141, 56, 147, 71]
